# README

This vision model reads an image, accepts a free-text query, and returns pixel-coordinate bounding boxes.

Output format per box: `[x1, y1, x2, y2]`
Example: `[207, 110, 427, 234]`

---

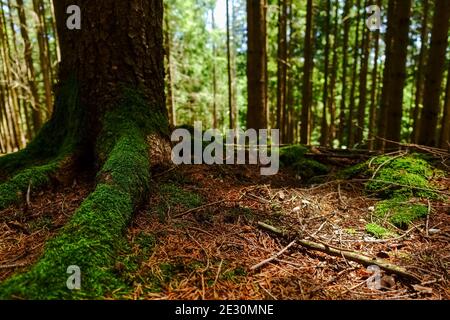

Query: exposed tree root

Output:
[0, 156, 77, 210]
[0, 89, 169, 299]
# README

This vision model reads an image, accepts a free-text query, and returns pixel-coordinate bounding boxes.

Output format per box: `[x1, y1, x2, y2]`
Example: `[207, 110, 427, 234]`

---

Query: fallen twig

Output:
[250, 240, 296, 270]
[257, 222, 422, 282]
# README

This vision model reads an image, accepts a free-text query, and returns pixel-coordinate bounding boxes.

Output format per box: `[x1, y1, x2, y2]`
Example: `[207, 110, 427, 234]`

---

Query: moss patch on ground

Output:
[339, 153, 440, 199]
[0, 88, 167, 299]
[365, 223, 396, 239]
[374, 198, 428, 229]
[279, 145, 329, 180]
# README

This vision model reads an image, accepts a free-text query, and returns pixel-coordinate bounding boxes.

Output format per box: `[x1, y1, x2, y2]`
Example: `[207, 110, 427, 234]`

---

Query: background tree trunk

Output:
[300, 0, 313, 144]
[384, 0, 412, 149]
[276, 0, 288, 141]
[411, 0, 429, 143]
[246, 0, 268, 130]
[418, 0, 450, 147]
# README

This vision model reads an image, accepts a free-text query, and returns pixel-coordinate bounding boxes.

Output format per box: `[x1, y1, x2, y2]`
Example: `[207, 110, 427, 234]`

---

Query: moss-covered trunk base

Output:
[0, 87, 169, 299]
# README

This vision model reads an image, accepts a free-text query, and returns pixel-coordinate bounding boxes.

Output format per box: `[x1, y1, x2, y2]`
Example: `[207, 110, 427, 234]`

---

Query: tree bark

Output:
[326, 0, 339, 147]
[440, 68, 450, 149]
[384, 0, 412, 149]
[33, 0, 53, 116]
[355, 0, 371, 146]
[300, 0, 314, 144]
[53, 0, 166, 141]
[276, 0, 288, 141]
[411, 0, 430, 143]
[368, 0, 381, 151]
[418, 0, 450, 147]
[16, 0, 42, 133]
[320, 0, 331, 146]
[164, 3, 176, 127]
[338, 0, 352, 146]
[246, 0, 268, 130]
[347, 0, 362, 148]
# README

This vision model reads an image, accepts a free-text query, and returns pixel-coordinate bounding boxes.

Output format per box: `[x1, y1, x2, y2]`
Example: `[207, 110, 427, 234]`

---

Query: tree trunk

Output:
[33, 0, 53, 116]
[276, 0, 288, 141]
[418, 0, 450, 147]
[164, 3, 176, 127]
[440, 68, 450, 149]
[326, 0, 339, 147]
[384, 0, 412, 149]
[338, 0, 352, 146]
[320, 0, 331, 146]
[410, 0, 429, 143]
[16, 0, 42, 133]
[246, 0, 268, 130]
[0, 0, 168, 299]
[355, 0, 370, 146]
[368, 0, 381, 151]
[211, 9, 218, 129]
[300, 0, 314, 144]
[376, 0, 396, 150]
[347, 0, 362, 148]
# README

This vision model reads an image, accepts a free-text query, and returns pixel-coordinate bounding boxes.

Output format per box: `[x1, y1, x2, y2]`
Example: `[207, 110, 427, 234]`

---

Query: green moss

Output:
[0, 88, 167, 299]
[366, 155, 436, 199]
[374, 198, 428, 229]
[279, 145, 309, 166]
[159, 184, 202, 209]
[221, 267, 247, 282]
[340, 154, 439, 199]
[0, 78, 85, 209]
[365, 223, 395, 239]
[155, 183, 203, 220]
[292, 158, 329, 180]
[0, 77, 84, 179]
[0, 161, 59, 210]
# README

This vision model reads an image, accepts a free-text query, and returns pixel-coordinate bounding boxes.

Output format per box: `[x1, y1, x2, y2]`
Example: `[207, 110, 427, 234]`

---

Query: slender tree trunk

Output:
[418, 0, 450, 147]
[33, 0, 53, 116]
[347, 0, 362, 148]
[384, 0, 412, 149]
[355, 0, 370, 145]
[0, 6, 21, 150]
[338, 0, 352, 146]
[276, 0, 288, 141]
[164, 4, 176, 127]
[211, 9, 218, 129]
[227, 0, 236, 129]
[376, 0, 396, 150]
[326, 1, 339, 147]
[368, 0, 381, 150]
[16, 0, 42, 133]
[320, 0, 331, 146]
[300, 0, 314, 144]
[286, 1, 295, 144]
[440, 68, 450, 149]
[246, 0, 268, 130]
[411, 0, 429, 143]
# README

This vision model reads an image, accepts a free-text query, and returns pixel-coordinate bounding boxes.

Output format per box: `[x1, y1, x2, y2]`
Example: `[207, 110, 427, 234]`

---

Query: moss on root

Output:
[0, 88, 167, 299]
[0, 161, 59, 210]
[0, 78, 84, 179]
[0, 78, 85, 210]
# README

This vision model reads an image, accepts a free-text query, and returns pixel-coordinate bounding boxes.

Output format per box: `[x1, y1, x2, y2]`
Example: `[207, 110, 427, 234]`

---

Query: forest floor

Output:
[0, 156, 449, 300]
